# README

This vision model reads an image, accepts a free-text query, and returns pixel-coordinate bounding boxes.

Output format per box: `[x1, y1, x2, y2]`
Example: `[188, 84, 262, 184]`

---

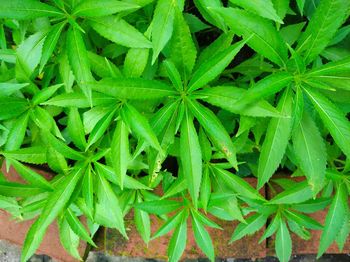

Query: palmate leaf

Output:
[151, 0, 176, 63]
[121, 103, 162, 151]
[187, 99, 238, 169]
[212, 166, 265, 201]
[318, 182, 348, 257]
[0, 97, 28, 121]
[169, 8, 197, 82]
[4, 111, 29, 152]
[168, 211, 188, 262]
[3, 147, 47, 164]
[21, 167, 84, 262]
[304, 57, 350, 91]
[73, 0, 140, 17]
[90, 16, 152, 49]
[40, 21, 66, 73]
[180, 107, 202, 208]
[229, 0, 283, 23]
[191, 210, 215, 262]
[215, 7, 288, 67]
[0, 0, 64, 20]
[303, 86, 350, 159]
[257, 88, 293, 188]
[134, 193, 151, 243]
[95, 169, 126, 237]
[188, 39, 247, 92]
[67, 26, 93, 105]
[111, 119, 129, 189]
[88, 78, 176, 100]
[197, 86, 281, 118]
[292, 111, 327, 195]
[275, 219, 292, 262]
[193, 0, 226, 31]
[297, 0, 350, 64]
[234, 72, 293, 110]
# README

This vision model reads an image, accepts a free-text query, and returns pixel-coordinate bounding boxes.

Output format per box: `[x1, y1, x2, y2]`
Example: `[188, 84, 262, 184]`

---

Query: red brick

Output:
[0, 164, 86, 262]
[93, 178, 267, 260]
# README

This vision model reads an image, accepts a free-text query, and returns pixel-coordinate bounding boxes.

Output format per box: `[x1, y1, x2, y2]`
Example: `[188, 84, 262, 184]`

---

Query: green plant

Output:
[0, 0, 349, 261]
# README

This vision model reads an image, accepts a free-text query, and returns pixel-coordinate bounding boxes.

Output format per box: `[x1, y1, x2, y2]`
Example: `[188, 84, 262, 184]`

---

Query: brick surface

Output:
[0, 164, 86, 262]
[266, 175, 350, 256]
[93, 178, 267, 260]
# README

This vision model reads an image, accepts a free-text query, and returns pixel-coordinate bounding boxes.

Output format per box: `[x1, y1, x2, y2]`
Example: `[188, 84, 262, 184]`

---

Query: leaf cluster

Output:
[0, 0, 349, 261]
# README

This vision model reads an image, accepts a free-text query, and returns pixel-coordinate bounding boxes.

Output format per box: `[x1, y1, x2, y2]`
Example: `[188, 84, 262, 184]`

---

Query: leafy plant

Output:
[0, 0, 349, 261]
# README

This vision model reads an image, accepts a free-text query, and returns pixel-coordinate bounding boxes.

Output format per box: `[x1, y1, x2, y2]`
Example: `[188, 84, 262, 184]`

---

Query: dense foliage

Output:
[0, 0, 349, 261]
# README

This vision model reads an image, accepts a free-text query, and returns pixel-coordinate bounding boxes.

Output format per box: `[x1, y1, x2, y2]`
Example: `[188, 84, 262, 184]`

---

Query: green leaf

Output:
[234, 72, 293, 109]
[257, 88, 293, 188]
[134, 200, 183, 215]
[123, 48, 149, 78]
[0, 82, 28, 96]
[0, 97, 28, 121]
[269, 181, 313, 204]
[200, 166, 211, 212]
[163, 60, 183, 92]
[152, 210, 186, 239]
[0, 0, 63, 19]
[95, 170, 126, 238]
[42, 131, 85, 161]
[4, 111, 29, 152]
[198, 86, 281, 118]
[304, 57, 350, 91]
[318, 183, 348, 257]
[9, 159, 52, 190]
[215, 7, 288, 67]
[303, 86, 350, 159]
[43, 91, 115, 108]
[67, 108, 87, 151]
[284, 210, 323, 230]
[230, 213, 267, 242]
[3, 147, 47, 164]
[191, 210, 215, 261]
[180, 108, 202, 208]
[86, 109, 116, 149]
[65, 208, 96, 247]
[88, 78, 176, 100]
[193, 0, 226, 31]
[188, 39, 246, 92]
[169, 9, 197, 81]
[121, 103, 161, 151]
[259, 212, 281, 243]
[111, 119, 129, 189]
[58, 216, 81, 260]
[95, 163, 150, 190]
[292, 111, 327, 195]
[292, 198, 332, 213]
[187, 99, 238, 169]
[275, 220, 292, 262]
[90, 16, 152, 49]
[296, 0, 305, 15]
[134, 193, 151, 243]
[82, 168, 94, 215]
[73, 0, 140, 17]
[40, 22, 66, 73]
[67, 26, 93, 105]
[151, 0, 176, 63]
[0, 182, 46, 197]
[21, 167, 84, 262]
[229, 0, 283, 23]
[297, 0, 350, 64]
[212, 166, 265, 201]
[168, 212, 188, 262]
